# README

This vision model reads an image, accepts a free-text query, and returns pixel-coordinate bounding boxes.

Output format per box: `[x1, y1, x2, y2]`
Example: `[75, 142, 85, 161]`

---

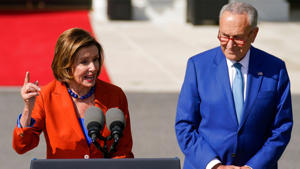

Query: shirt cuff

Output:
[206, 158, 221, 169]
[17, 113, 36, 128]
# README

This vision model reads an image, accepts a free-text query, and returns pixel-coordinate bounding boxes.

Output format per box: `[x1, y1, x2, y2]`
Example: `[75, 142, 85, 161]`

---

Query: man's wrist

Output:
[243, 165, 252, 169]
[212, 163, 222, 169]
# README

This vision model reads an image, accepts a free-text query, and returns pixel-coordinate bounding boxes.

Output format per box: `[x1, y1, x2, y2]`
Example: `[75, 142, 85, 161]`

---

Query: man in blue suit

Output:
[175, 2, 293, 169]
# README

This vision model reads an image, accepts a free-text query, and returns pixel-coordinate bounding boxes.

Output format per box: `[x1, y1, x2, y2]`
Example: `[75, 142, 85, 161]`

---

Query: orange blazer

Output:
[13, 79, 134, 159]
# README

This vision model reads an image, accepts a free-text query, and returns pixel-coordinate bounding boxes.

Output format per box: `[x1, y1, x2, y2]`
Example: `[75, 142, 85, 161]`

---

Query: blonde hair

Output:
[51, 28, 104, 82]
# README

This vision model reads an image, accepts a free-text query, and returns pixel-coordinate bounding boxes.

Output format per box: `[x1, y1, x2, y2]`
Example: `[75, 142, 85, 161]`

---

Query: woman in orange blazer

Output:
[13, 28, 134, 159]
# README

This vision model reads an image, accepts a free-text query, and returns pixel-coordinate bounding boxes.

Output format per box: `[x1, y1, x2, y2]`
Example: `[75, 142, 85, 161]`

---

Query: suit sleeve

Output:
[111, 89, 134, 158]
[12, 93, 45, 154]
[175, 58, 218, 169]
[246, 62, 293, 169]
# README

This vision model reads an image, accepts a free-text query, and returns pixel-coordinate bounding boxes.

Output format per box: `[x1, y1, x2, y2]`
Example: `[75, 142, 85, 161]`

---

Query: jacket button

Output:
[231, 153, 236, 158]
[84, 154, 89, 159]
[19, 133, 24, 137]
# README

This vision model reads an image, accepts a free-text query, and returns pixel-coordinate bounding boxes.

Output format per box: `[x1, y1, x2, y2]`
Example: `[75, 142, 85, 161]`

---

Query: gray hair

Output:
[219, 2, 258, 28]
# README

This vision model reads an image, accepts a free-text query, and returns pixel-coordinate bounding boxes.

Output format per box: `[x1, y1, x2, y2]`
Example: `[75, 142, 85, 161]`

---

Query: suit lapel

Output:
[53, 81, 85, 138]
[239, 47, 264, 128]
[214, 47, 239, 126]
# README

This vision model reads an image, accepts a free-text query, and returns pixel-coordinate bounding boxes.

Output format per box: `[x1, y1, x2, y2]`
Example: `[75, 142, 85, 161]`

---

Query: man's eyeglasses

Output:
[217, 31, 253, 46]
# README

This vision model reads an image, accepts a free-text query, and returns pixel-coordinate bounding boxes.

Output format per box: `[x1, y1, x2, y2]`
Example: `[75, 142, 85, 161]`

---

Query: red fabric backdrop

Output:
[0, 10, 110, 86]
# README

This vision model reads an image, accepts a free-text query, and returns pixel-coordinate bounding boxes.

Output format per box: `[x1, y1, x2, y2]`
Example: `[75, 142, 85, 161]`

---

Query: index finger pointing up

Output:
[24, 71, 30, 84]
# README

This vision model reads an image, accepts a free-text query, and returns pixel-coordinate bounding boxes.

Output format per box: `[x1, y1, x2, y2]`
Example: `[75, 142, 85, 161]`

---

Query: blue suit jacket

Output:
[175, 46, 293, 169]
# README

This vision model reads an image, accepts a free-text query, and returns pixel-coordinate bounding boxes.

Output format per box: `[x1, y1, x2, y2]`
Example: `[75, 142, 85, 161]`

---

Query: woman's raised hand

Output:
[20, 72, 40, 127]
[21, 72, 40, 105]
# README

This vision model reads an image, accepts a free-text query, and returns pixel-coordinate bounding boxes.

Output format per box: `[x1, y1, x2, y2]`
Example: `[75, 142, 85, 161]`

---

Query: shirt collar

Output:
[226, 49, 250, 69]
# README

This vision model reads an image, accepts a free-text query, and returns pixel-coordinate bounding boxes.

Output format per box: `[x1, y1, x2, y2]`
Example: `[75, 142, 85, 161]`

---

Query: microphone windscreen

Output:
[105, 108, 126, 131]
[84, 106, 105, 130]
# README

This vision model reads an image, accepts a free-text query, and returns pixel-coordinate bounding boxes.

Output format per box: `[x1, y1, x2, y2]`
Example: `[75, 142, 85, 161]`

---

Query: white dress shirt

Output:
[226, 50, 250, 101]
[206, 49, 250, 169]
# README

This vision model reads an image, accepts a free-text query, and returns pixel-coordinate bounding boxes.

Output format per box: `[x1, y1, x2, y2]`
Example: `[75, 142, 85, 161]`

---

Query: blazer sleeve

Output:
[111, 89, 134, 158]
[246, 62, 293, 169]
[12, 92, 45, 154]
[175, 58, 218, 169]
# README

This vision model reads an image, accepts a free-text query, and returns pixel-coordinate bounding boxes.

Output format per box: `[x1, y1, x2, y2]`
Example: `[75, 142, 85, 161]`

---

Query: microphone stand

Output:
[109, 137, 119, 154]
[92, 135, 109, 158]
[92, 135, 120, 158]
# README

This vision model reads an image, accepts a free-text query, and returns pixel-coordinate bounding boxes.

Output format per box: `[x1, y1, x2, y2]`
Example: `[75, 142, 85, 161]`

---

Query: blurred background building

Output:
[1, 0, 300, 24]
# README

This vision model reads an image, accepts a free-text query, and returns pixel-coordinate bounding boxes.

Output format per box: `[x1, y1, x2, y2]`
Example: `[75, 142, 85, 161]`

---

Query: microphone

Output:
[84, 106, 105, 143]
[105, 108, 126, 143]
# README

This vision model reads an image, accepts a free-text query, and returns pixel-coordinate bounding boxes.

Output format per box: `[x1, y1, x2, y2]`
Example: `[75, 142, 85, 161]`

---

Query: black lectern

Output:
[30, 158, 180, 169]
